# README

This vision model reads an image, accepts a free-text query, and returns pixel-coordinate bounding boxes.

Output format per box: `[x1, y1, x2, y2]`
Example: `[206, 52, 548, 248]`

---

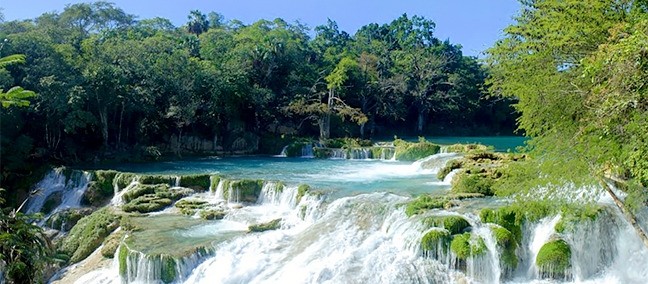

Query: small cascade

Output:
[279, 145, 288, 157]
[379, 147, 396, 160]
[212, 179, 226, 201]
[119, 244, 212, 284]
[256, 182, 285, 205]
[443, 169, 461, 184]
[411, 153, 460, 174]
[330, 148, 347, 159]
[111, 178, 140, 206]
[348, 148, 371, 160]
[25, 169, 91, 214]
[471, 226, 501, 283]
[527, 215, 562, 278]
[174, 176, 181, 187]
[301, 144, 314, 158]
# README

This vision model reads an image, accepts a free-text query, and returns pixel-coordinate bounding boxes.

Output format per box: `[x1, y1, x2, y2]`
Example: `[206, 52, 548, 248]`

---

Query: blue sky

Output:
[1, 0, 520, 57]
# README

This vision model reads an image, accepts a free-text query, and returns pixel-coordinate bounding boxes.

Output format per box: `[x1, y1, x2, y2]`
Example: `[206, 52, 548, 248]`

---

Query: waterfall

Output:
[380, 147, 396, 160]
[348, 148, 371, 160]
[472, 226, 501, 283]
[119, 244, 212, 284]
[111, 178, 139, 206]
[442, 169, 461, 184]
[526, 215, 561, 278]
[279, 146, 288, 157]
[301, 144, 314, 158]
[213, 179, 226, 201]
[411, 153, 460, 174]
[330, 149, 347, 159]
[25, 169, 91, 214]
[183, 193, 460, 284]
[174, 176, 181, 187]
[256, 182, 285, 205]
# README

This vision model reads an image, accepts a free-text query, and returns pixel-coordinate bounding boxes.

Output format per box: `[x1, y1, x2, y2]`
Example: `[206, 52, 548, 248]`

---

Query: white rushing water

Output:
[47, 154, 648, 284]
[25, 169, 91, 214]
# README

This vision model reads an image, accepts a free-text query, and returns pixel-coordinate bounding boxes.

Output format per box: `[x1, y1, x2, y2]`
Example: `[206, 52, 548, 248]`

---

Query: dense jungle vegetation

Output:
[0, 2, 516, 196]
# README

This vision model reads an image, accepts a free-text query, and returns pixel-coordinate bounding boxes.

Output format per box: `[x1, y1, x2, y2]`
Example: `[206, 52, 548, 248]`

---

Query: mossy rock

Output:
[46, 208, 94, 232]
[209, 175, 221, 192]
[249, 219, 282, 232]
[139, 175, 174, 185]
[285, 142, 310, 157]
[296, 184, 311, 203]
[114, 173, 138, 189]
[83, 170, 118, 206]
[225, 180, 263, 203]
[175, 198, 208, 210]
[42, 191, 63, 214]
[122, 184, 170, 203]
[450, 233, 487, 260]
[199, 209, 226, 220]
[443, 144, 491, 154]
[59, 208, 120, 263]
[421, 229, 451, 254]
[480, 207, 523, 243]
[179, 174, 211, 191]
[394, 138, 441, 161]
[437, 159, 464, 180]
[451, 172, 495, 196]
[491, 225, 518, 269]
[405, 195, 452, 216]
[122, 195, 173, 213]
[555, 205, 604, 233]
[422, 216, 471, 235]
[314, 147, 333, 159]
[101, 230, 125, 258]
[536, 239, 571, 278]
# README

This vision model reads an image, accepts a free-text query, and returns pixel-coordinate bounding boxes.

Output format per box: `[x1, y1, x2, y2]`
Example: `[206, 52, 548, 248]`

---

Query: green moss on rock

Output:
[139, 175, 173, 185]
[437, 159, 464, 180]
[101, 230, 125, 258]
[451, 171, 496, 196]
[122, 195, 173, 213]
[394, 138, 441, 161]
[46, 208, 94, 232]
[480, 207, 523, 243]
[421, 229, 451, 254]
[536, 239, 571, 278]
[314, 147, 333, 159]
[179, 174, 211, 191]
[209, 175, 221, 192]
[450, 233, 487, 260]
[422, 216, 471, 235]
[443, 143, 491, 154]
[83, 170, 118, 207]
[59, 208, 120, 263]
[226, 180, 264, 203]
[199, 209, 226, 220]
[114, 173, 137, 189]
[296, 184, 311, 203]
[249, 219, 282, 232]
[491, 225, 518, 269]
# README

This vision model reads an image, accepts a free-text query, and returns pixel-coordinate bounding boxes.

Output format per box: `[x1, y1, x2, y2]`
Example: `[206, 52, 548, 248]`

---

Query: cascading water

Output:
[301, 144, 314, 158]
[25, 169, 91, 214]
[526, 215, 562, 278]
[330, 149, 347, 159]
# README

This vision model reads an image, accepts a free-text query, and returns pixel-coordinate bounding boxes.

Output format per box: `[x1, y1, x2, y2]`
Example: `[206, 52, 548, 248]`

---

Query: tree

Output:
[187, 10, 209, 35]
[487, 0, 648, 247]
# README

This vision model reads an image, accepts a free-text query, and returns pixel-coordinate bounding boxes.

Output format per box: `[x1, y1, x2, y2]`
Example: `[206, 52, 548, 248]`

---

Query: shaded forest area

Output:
[0, 3, 515, 192]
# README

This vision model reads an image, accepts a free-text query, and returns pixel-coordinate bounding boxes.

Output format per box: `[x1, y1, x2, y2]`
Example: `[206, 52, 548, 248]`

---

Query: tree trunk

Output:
[99, 107, 108, 148]
[599, 177, 648, 249]
[417, 109, 425, 134]
[118, 102, 124, 146]
[360, 123, 366, 138]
